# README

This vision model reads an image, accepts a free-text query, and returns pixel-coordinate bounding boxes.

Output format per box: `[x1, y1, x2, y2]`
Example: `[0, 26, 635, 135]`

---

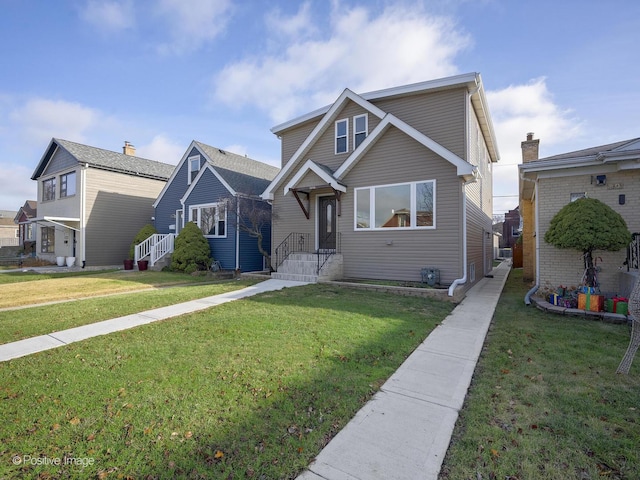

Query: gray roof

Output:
[538, 138, 640, 162]
[194, 141, 279, 196]
[32, 138, 175, 180]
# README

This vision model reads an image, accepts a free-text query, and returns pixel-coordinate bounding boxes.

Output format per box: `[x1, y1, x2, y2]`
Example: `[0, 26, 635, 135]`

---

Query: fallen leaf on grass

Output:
[214, 450, 224, 459]
[69, 417, 81, 426]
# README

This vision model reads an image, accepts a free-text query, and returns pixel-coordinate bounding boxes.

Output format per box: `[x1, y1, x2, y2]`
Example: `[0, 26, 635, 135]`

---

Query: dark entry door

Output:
[318, 196, 336, 250]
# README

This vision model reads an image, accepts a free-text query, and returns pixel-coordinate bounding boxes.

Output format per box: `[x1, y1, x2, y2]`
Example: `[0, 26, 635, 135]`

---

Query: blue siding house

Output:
[152, 141, 279, 272]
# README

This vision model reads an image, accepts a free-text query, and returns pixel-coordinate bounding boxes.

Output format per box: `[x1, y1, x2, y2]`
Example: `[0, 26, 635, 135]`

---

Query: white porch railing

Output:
[135, 233, 175, 267]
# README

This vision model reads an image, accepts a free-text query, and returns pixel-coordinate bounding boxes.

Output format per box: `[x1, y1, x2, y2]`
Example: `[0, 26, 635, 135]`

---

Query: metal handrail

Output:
[274, 232, 311, 270]
[317, 233, 341, 274]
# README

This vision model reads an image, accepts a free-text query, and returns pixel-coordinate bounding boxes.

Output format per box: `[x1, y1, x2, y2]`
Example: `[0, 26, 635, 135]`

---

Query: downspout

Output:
[235, 196, 240, 271]
[80, 163, 88, 268]
[448, 84, 478, 297]
[448, 183, 468, 296]
[523, 176, 539, 305]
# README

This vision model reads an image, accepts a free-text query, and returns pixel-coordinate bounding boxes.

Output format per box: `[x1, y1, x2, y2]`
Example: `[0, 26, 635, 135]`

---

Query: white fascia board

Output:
[335, 114, 474, 180]
[283, 160, 347, 196]
[180, 165, 236, 204]
[263, 89, 385, 199]
[153, 140, 198, 208]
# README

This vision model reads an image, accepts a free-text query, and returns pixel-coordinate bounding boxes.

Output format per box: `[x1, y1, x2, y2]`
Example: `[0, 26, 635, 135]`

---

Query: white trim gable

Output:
[153, 140, 199, 208]
[334, 113, 476, 181]
[283, 159, 347, 196]
[180, 164, 236, 204]
[261, 89, 386, 200]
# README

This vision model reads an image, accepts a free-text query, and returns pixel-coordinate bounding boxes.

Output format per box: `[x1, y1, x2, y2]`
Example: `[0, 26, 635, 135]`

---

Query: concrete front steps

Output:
[272, 253, 343, 283]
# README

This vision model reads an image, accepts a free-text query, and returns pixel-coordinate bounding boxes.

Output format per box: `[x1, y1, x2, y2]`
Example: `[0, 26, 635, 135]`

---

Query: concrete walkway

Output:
[297, 261, 511, 480]
[0, 279, 308, 362]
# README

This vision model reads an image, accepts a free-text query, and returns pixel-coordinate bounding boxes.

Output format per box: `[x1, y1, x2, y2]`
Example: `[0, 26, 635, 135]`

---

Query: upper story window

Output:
[60, 171, 76, 198]
[353, 114, 368, 148]
[335, 119, 348, 154]
[42, 178, 56, 202]
[190, 202, 227, 237]
[188, 155, 201, 184]
[355, 180, 435, 230]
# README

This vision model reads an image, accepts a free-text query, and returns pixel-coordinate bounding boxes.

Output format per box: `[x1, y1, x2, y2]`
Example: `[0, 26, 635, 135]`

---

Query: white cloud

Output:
[137, 134, 185, 165]
[79, 0, 135, 33]
[155, 0, 233, 55]
[265, 1, 317, 40]
[9, 98, 101, 145]
[487, 77, 583, 215]
[0, 164, 36, 208]
[213, 3, 470, 123]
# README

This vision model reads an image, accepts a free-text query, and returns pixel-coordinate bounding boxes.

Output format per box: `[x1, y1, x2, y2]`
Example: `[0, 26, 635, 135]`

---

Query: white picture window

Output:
[353, 114, 367, 148]
[188, 155, 201, 184]
[190, 202, 227, 237]
[354, 180, 435, 230]
[335, 119, 348, 154]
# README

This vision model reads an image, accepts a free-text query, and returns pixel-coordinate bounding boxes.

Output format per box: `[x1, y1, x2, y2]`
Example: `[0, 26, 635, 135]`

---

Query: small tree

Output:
[223, 195, 274, 270]
[170, 222, 212, 274]
[130, 224, 157, 260]
[544, 197, 631, 287]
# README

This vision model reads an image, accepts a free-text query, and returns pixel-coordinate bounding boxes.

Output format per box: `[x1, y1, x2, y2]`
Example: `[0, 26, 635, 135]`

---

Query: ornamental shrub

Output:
[129, 224, 157, 259]
[170, 222, 212, 274]
[544, 197, 631, 286]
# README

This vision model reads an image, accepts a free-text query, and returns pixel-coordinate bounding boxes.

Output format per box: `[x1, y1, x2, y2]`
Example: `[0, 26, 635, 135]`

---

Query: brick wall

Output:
[537, 170, 640, 293]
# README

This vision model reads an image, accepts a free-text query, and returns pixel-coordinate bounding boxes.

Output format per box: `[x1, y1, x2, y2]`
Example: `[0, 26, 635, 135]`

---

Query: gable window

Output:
[354, 180, 435, 230]
[353, 114, 368, 148]
[190, 202, 227, 237]
[188, 155, 201, 184]
[60, 171, 76, 198]
[41, 226, 55, 253]
[42, 178, 56, 202]
[335, 119, 348, 154]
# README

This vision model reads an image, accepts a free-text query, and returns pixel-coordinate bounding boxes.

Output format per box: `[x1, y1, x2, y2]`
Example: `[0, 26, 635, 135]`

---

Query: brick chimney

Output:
[521, 132, 539, 163]
[123, 141, 136, 156]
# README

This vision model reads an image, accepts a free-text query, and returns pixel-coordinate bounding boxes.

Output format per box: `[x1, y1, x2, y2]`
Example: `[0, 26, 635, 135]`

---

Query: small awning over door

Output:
[32, 216, 80, 232]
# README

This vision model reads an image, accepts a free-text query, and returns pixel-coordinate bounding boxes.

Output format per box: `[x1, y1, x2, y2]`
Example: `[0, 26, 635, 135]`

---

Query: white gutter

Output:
[235, 196, 240, 271]
[523, 176, 540, 304]
[448, 184, 468, 296]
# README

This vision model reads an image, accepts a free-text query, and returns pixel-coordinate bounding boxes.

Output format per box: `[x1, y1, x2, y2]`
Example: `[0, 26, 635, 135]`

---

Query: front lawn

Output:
[0, 270, 223, 308]
[440, 269, 640, 479]
[0, 284, 454, 479]
[0, 279, 261, 344]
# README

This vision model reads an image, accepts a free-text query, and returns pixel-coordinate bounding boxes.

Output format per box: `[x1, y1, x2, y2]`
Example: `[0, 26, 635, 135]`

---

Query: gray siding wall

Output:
[372, 88, 467, 160]
[340, 127, 463, 282]
[281, 120, 318, 167]
[84, 168, 165, 265]
[42, 146, 78, 177]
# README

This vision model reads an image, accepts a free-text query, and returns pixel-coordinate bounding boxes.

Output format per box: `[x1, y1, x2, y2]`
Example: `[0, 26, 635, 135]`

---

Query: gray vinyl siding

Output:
[42, 147, 78, 176]
[281, 120, 318, 167]
[84, 169, 165, 265]
[372, 88, 467, 160]
[340, 127, 463, 283]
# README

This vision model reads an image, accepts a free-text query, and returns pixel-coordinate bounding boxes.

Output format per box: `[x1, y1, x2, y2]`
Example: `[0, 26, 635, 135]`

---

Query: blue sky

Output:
[1, 0, 639, 218]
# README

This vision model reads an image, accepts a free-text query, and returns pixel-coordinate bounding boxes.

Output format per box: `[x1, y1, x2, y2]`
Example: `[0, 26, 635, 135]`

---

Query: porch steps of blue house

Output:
[272, 253, 343, 283]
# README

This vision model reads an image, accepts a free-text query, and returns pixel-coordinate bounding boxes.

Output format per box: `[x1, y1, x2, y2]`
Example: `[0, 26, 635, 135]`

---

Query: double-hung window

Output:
[60, 171, 76, 197]
[335, 119, 348, 154]
[190, 202, 227, 237]
[355, 180, 435, 230]
[353, 114, 367, 148]
[188, 155, 201, 184]
[42, 178, 56, 202]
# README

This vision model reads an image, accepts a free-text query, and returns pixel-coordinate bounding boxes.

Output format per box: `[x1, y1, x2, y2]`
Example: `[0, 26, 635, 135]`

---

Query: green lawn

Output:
[0, 270, 222, 308]
[0, 279, 261, 344]
[0, 283, 454, 479]
[439, 269, 640, 479]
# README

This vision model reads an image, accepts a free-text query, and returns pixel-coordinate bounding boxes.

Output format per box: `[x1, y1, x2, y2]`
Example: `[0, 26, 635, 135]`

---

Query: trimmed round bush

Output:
[170, 222, 212, 273]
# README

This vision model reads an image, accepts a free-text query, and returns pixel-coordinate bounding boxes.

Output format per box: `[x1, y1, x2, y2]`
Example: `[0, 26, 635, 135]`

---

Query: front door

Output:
[318, 196, 336, 250]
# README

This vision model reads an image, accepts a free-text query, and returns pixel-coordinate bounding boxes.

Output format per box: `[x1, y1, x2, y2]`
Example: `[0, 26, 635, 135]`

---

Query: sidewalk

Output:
[297, 261, 511, 480]
[0, 279, 308, 362]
